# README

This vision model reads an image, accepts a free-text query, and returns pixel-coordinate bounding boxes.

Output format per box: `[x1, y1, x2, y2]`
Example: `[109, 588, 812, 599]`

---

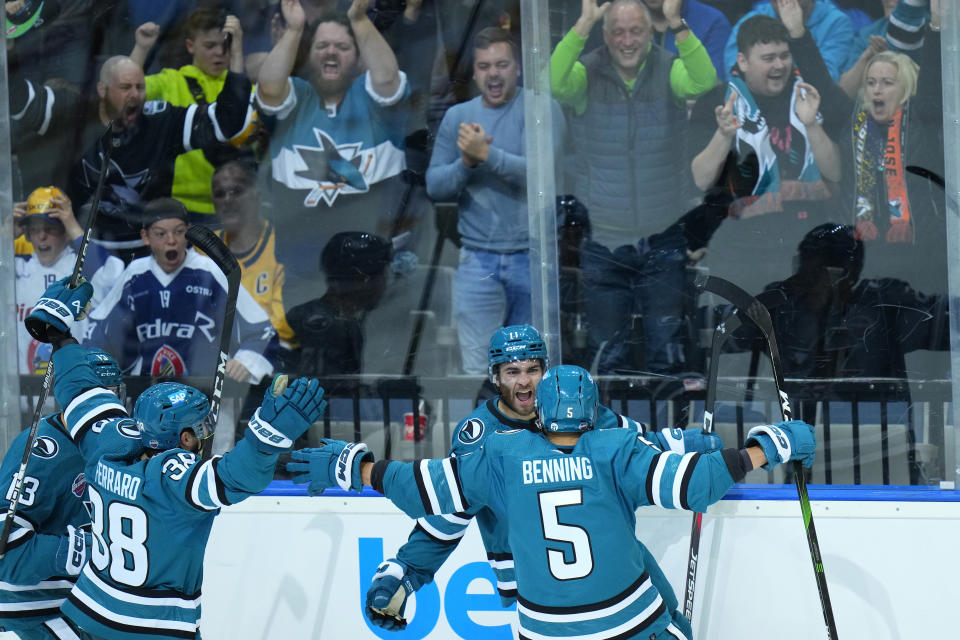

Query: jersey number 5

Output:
[88, 486, 149, 586]
[538, 489, 593, 580]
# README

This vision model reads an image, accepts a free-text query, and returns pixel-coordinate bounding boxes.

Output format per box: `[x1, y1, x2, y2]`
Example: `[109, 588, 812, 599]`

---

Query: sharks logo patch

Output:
[457, 419, 485, 445]
[31, 436, 59, 459]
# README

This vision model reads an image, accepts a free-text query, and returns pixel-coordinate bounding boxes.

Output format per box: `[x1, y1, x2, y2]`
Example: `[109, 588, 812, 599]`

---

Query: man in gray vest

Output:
[550, 0, 716, 374]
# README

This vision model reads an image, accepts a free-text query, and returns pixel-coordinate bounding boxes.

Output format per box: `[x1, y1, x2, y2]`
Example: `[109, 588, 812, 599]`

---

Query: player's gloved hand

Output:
[56, 524, 91, 576]
[745, 420, 816, 470]
[286, 438, 374, 494]
[657, 427, 723, 454]
[25, 276, 93, 343]
[246, 375, 326, 453]
[365, 559, 416, 631]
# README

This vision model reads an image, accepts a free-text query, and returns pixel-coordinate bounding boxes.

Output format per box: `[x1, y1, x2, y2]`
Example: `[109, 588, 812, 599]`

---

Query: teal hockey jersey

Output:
[0, 415, 88, 632]
[378, 427, 740, 639]
[50, 343, 282, 639]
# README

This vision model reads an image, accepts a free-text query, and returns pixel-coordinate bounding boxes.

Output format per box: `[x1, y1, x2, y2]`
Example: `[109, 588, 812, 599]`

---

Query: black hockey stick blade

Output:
[691, 274, 839, 639]
[186, 225, 241, 439]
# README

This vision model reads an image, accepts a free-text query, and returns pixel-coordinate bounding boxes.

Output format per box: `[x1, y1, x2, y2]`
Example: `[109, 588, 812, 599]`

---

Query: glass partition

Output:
[2, 0, 956, 488]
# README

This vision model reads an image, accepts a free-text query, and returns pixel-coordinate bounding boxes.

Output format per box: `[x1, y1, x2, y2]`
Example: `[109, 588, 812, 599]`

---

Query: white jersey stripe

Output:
[0, 579, 73, 591]
[64, 388, 120, 426]
[488, 558, 514, 571]
[440, 513, 471, 526]
[518, 594, 664, 640]
[419, 460, 441, 515]
[182, 104, 198, 151]
[672, 453, 697, 510]
[188, 459, 223, 511]
[207, 103, 227, 142]
[441, 458, 465, 513]
[664, 622, 689, 639]
[0, 598, 64, 611]
[497, 579, 517, 591]
[44, 617, 82, 640]
[416, 518, 465, 542]
[650, 454, 672, 507]
[518, 575, 652, 624]
[82, 564, 200, 609]
[70, 586, 198, 633]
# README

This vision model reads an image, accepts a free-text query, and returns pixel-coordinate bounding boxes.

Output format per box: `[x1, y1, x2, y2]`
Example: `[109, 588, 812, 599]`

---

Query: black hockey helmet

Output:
[321, 231, 393, 280]
[796, 223, 864, 281]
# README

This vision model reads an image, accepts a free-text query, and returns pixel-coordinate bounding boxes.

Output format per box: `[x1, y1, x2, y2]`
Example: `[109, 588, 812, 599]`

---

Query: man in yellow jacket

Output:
[130, 7, 254, 219]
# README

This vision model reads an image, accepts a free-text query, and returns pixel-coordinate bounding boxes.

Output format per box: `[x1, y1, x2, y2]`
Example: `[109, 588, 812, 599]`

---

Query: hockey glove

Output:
[286, 439, 374, 494]
[656, 427, 723, 455]
[26, 276, 93, 343]
[246, 375, 326, 453]
[365, 559, 416, 631]
[56, 524, 91, 577]
[745, 420, 817, 470]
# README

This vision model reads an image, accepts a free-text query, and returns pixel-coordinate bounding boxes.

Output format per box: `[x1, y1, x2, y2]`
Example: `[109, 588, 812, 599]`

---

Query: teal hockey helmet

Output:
[487, 324, 548, 382]
[537, 365, 599, 434]
[134, 383, 211, 452]
[86, 347, 125, 401]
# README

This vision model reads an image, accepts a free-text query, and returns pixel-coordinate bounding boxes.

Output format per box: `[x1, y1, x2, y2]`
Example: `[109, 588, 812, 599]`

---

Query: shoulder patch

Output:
[31, 436, 59, 459]
[457, 418, 485, 445]
[143, 100, 169, 114]
[72, 472, 86, 498]
[115, 418, 141, 439]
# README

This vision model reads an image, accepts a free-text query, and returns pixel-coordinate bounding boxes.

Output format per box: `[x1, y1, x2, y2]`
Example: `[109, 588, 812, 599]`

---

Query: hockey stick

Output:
[0, 124, 121, 558]
[693, 274, 839, 639]
[682, 303, 741, 623]
[185, 225, 242, 455]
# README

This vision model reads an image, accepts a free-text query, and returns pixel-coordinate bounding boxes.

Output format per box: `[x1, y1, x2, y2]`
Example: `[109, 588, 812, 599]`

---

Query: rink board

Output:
[201, 487, 960, 639]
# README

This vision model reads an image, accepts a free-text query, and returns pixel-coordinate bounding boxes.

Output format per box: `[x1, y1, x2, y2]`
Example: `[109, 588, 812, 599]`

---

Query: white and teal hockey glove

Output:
[56, 525, 91, 577]
[246, 375, 326, 453]
[26, 276, 93, 342]
[745, 420, 817, 470]
[365, 559, 416, 630]
[286, 439, 374, 494]
[657, 427, 723, 454]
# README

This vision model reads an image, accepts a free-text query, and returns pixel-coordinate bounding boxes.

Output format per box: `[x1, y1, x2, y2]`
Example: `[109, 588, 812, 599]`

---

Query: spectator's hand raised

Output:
[715, 91, 739, 137]
[223, 14, 243, 50]
[280, 0, 305, 32]
[12, 200, 27, 237]
[662, 0, 683, 25]
[5, 1, 25, 17]
[458, 123, 492, 168]
[776, 0, 806, 38]
[135, 22, 160, 51]
[347, 0, 371, 23]
[866, 34, 887, 56]
[793, 82, 821, 127]
[576, 0, 611, 35]
[46, 194, 83, 240]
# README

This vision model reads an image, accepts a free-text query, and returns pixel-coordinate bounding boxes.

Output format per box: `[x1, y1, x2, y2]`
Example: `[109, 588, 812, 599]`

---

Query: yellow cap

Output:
[26, 186, 66, 218]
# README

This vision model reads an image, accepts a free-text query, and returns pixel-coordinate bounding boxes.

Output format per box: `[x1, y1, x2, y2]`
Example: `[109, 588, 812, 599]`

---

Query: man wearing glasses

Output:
[84, 198, 277, 383]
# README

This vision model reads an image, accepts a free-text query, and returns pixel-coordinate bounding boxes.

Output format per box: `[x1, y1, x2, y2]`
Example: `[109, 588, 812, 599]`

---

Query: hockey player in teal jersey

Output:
[354, 324, 719, 629]
[290, 365, 817, 640]
[0, 349, 122, 639]
[25, 276, 327, 640]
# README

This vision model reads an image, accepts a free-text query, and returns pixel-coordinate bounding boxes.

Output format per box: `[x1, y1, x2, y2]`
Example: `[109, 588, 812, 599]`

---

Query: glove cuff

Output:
[335, 442, 373, 491]
[746, 423, 792, 468]
[64, 525, 87, 576]
[247, 407, 294, 452]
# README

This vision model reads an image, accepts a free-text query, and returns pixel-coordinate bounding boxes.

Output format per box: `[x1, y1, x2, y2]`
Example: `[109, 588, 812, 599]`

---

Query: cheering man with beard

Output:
[425, 27, 565, 375]
[67, 55, 253, 263]
[255, 0, 411, 306]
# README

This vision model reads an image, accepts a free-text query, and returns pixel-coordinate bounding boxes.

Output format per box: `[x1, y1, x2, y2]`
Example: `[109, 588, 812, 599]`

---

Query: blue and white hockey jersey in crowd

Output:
[15, 239, 124, 374]
[0, 415, 88, 633]
[49, 343, 287, 640]
[84, 248, 276, 382]
[378, 428, 740, 640]
[396, 398, 699, 606]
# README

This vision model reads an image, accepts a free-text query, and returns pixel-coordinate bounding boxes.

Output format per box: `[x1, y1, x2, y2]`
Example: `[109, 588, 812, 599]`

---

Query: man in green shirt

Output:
[549, 0, 716, 375]
[130, 7, 251, 219]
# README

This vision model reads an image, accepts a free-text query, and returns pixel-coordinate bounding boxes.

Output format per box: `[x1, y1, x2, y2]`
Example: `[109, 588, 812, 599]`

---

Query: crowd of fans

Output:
[8, 0, 949, 408]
